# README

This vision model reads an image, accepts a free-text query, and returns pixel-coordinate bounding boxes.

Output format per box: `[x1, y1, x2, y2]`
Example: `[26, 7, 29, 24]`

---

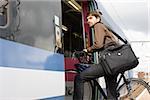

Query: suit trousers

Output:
[73, 63, 118, 100]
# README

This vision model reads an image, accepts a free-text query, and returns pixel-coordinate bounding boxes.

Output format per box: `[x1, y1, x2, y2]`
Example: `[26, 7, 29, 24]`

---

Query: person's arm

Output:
[87, 23, 106, 52]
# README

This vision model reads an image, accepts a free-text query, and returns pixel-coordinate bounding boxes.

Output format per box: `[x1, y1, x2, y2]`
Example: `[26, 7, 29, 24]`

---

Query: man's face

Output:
[87, 15, 99, 27]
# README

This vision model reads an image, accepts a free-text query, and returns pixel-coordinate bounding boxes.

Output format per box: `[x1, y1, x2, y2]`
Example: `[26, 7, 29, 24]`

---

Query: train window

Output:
[0, 1, 62, 52]
[0, 0, 8, 26]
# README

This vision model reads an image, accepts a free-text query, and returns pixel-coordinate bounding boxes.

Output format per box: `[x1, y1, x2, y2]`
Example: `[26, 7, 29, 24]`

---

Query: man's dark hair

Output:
[87, 10, 102, 18]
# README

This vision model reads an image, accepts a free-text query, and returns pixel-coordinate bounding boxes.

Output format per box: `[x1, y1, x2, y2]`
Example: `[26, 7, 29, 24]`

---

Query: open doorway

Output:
[61, 1, 84, 58]
[61, 1, 84, 99]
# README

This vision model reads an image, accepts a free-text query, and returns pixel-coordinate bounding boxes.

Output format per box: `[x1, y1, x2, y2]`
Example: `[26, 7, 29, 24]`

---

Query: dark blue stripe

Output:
[40, 96, 64, 100]
[0, 39, 64, 71]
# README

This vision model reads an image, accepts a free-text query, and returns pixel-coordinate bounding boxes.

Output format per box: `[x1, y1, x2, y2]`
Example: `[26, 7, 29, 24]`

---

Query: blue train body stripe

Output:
[40, 96, 64, 100]
[0, 39, 64, 71]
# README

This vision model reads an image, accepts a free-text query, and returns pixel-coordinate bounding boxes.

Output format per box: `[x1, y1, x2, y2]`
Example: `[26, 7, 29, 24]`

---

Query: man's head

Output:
[87, 11, 102, 27]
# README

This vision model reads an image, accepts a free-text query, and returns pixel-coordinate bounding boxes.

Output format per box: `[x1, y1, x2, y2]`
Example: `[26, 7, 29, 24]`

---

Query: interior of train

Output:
[61, 1, 84, 57]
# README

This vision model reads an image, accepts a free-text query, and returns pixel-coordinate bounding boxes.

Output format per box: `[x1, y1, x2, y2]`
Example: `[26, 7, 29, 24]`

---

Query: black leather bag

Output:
[99, 44, 139, 75]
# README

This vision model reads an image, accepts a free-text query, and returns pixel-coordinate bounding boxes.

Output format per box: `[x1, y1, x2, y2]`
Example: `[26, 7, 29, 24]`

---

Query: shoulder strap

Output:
[105, 25, 128, 44]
